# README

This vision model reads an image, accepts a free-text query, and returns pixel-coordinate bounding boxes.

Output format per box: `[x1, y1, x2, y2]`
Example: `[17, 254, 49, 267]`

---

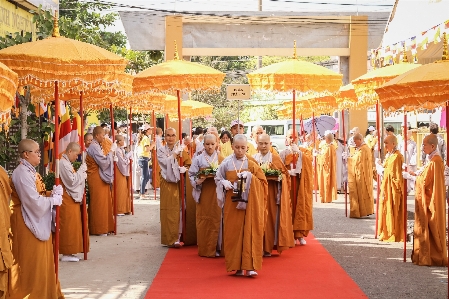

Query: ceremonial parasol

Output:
[0, 62, 18, 131]
[335, 84, 358, 110]
[376, 33, 449, 267]
[0, 13, 128, 274]
[247, 41, 342, 213]
[132, 42, 225, 244]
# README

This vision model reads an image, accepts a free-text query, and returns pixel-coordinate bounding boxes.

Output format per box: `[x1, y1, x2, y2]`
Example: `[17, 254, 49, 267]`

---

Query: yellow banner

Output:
[0, 0, 35, 39]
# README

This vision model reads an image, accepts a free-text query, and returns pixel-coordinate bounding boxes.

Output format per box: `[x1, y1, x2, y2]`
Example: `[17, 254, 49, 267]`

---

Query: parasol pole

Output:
[403, 113, 408, 262]
[375, 101, 381, 239]
[80, 91, 88, 260]
[152, 110, 157, 200]
[54, 81, 60, 280]
[177, 90, 186, 242]
[292, 89, 297, 222]
[446, 103, 449, 290]
[165, 114, 168, 131]
[189, 118, 193, 157]
[110, 104, 117, 235]
[129, 107, 134, 215]
[313, 112, 318, 202]
[342, 109, 347, 217]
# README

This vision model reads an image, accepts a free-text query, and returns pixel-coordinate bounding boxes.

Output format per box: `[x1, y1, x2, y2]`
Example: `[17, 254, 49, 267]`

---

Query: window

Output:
[287, 124, 301, 132]
[262, 125, 284, 136]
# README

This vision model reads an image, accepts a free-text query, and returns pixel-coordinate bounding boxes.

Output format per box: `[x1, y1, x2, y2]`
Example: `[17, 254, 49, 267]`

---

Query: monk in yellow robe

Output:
[348, 133, 374, 218]
[59, 142, 88, 262]
[215, 134, 267, 276]
[189, 134, 224, 257]
[86, 126, 115, 236]
[254, 134, 294, 256]
[114, 135, 132, 215]
[317, 132, 337, 203]
[376, 135, 404, 242]
[230, 120, 257, 156]
[280, 129, 314, 245]
[157, 128, 194, 247]
[405, 135, 448, 266]
[0, 166, 12, 299]
[9, 139, 64, 299]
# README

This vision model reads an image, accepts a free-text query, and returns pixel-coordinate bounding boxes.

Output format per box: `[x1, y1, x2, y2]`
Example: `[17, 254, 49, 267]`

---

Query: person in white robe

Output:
[399, 130, 417, 194]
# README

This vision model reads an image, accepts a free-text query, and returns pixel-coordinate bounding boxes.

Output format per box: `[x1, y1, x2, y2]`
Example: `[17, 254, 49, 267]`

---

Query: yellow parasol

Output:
[335, 84, 359, 110]
[0, 62, 18, 131]
[182, 100, 214, 119]
[376, 34, 449, 111]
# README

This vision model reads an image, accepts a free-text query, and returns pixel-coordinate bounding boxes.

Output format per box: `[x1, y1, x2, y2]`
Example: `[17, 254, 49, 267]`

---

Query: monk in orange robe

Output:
[114, 135, 132, 215]
[59, 142, 88, 262]
[215, 134, 267, 277]
[317, 131, 337, 203]
[376, 135, 404, 242]
[0, 166, 12, 299]
[86, 126, 115, 236]
[348, 133, 374, 218]
[9, 139, 64, 299]
[254, 134, 294, 256]
[405, 135, 448, 266]
[157, 128, 194, 247]
[280, 129, 314, 245]
[189, 134, 224, 257]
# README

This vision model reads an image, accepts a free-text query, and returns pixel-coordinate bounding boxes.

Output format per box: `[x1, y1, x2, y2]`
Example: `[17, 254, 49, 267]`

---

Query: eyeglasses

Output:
[22, 150, 41, 155]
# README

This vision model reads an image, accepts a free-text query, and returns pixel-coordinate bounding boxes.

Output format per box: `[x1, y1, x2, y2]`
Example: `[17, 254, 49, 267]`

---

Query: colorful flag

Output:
[70, 111, 82, 144]
[58, 102, 72, 157]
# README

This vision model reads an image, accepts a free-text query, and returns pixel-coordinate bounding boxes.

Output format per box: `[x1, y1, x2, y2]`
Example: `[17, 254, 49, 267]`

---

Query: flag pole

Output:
[110, 104, 117, 235]
[53, 81, 60, 279]
[80, 91, 88, 260]
[129, 107, 134, 215]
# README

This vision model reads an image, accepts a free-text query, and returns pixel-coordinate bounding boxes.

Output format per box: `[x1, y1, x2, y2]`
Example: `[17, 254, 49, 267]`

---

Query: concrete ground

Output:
[59, 191, 448, 299]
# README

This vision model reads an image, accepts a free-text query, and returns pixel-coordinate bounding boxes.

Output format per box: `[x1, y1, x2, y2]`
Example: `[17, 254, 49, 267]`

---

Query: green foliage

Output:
[42, 172, 55, 191]
[96, 108, 129, 124]
[111, 46, 163, 74]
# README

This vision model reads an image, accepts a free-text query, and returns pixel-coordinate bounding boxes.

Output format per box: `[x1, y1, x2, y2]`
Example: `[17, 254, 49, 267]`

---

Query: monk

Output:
[254, 134, 294, 256]
[157, 127, 194, 247]
[317, 131, 337, 203]
[221, 120, 257, 157]
[9, 139, 64, 299]
[215, 134, 267, 277]
[376, 135, 404, 242]
[59, 142, 88, 262]
[347, 133, 374, 218]
[152, 127, 164, 190]
[102, 127, 113, 155]
[280, 129, 313, 245]
[188, 134, 224, 257]
[0, 166, 12, 299]
[86, 126, 115, 236]
[404, 135, 448, 266]
[84, 133, 93, 149]
[115, 135, 133, 215]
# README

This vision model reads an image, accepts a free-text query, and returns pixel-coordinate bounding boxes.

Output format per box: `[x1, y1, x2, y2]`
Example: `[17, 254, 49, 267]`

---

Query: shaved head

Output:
[115, 134, 124, 142]
[66, 142, 81, 152]
[93, 126, 105, 137]
[233, 134, 247, 143]
[203, 134, 217, 143]
[258, 133, 270, 143]
[166, 127, 176, 135]
[18, 139, 38, 157]
[384, 134, 397, 146]
[353, 133, 363, 141]
[424, 134, 438, 146]
[208, 127, 218, 135]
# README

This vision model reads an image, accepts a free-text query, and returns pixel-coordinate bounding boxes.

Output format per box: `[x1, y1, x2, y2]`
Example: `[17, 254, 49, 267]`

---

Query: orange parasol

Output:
[335, 84, 359, 110]
[0, 62, 18, 131]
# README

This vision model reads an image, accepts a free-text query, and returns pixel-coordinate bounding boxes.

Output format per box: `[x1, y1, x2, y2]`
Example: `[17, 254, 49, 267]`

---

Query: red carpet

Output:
[145, 233, 367, 299]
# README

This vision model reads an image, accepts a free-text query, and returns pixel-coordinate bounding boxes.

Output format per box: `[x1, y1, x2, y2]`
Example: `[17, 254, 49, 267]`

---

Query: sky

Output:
[97, 0, 395, 33]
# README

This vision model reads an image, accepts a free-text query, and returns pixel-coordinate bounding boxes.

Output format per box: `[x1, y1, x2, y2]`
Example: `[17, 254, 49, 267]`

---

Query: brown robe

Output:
[285, 148, 314, 238]
[9, 174, 64, 299]
[0, 168, 12, 299]
[318, 143, 337, 203]
[195, 155, 225, 257]
[348, 144, 374, 218]
[115, 165, 131, 214]
[263, 155, 294, 254]
[412, 155, 448, 266]
[86, 154, 114, 235]
[377, 150, 404, 242]
[223, 161, 267, 272]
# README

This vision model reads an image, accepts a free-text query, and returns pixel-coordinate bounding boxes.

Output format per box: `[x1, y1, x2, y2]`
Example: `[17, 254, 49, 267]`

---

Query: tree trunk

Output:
[19, 89, 31, 140]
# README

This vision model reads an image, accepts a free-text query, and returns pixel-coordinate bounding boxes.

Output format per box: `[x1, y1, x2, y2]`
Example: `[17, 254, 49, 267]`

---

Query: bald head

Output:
[384, 134, 398, 152]
[257, 133, 271, 155]
[115, 134, 124, 142]
[353, 133, 363, 141]
[424, 134, 438, 147]
[385, 134, 397, 145]
[93, 126, 104, 137]
[203, 134, 217, 143]
[18, 139, 38, 157]
[66, 142, 81, 153]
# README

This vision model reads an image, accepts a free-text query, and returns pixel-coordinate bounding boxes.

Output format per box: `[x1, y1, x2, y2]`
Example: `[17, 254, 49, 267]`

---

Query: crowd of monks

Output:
[0, 118, 447, 297]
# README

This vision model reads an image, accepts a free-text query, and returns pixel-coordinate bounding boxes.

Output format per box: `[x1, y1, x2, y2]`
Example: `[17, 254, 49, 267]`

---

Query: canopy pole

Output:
[313, 112, 318, 202]
[446, 103, 449, 293]
[189, 119, 193, 157]
[342, 109, 347, 217]
[152, 110, 157, 201]
[129, 107, 134, 215]
[110, 104, 117, 235]
[375, 101, 381, 239]
[177, 90, 186, 243]
[54, 81, 60, 280]
[80, 91, 88, 260]
[292, 90, 297, 224]
[403, 113, 408, 262]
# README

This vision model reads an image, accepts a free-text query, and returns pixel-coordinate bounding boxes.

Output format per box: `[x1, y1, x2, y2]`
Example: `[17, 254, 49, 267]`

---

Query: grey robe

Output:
[87, 140, 114, 184]
[116, 147, 130, 177]
[60, 155, 85, 203]
[188, 151, 219, 203]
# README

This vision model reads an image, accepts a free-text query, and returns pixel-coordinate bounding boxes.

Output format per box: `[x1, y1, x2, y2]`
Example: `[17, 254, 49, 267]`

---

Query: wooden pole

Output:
[110, 104, 117, 235]
[342, 109, 348, 217]
[177, 90, 186, 242]
[53, 81, 60, 279]
[403, 113, 408, 262]
[446, 103, 449, 296]
[292, 90, 297, 220]
[313, 112, 318, 202]
[375, 102, 381, 239]
[129, 107, 134, 215]
[80, 91, 88, 260]
[152, 110, 157, 201]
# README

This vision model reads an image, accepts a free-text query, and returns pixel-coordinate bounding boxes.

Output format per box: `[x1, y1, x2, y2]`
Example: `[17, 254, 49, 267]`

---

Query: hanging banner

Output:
[226, 84, 251, 100]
